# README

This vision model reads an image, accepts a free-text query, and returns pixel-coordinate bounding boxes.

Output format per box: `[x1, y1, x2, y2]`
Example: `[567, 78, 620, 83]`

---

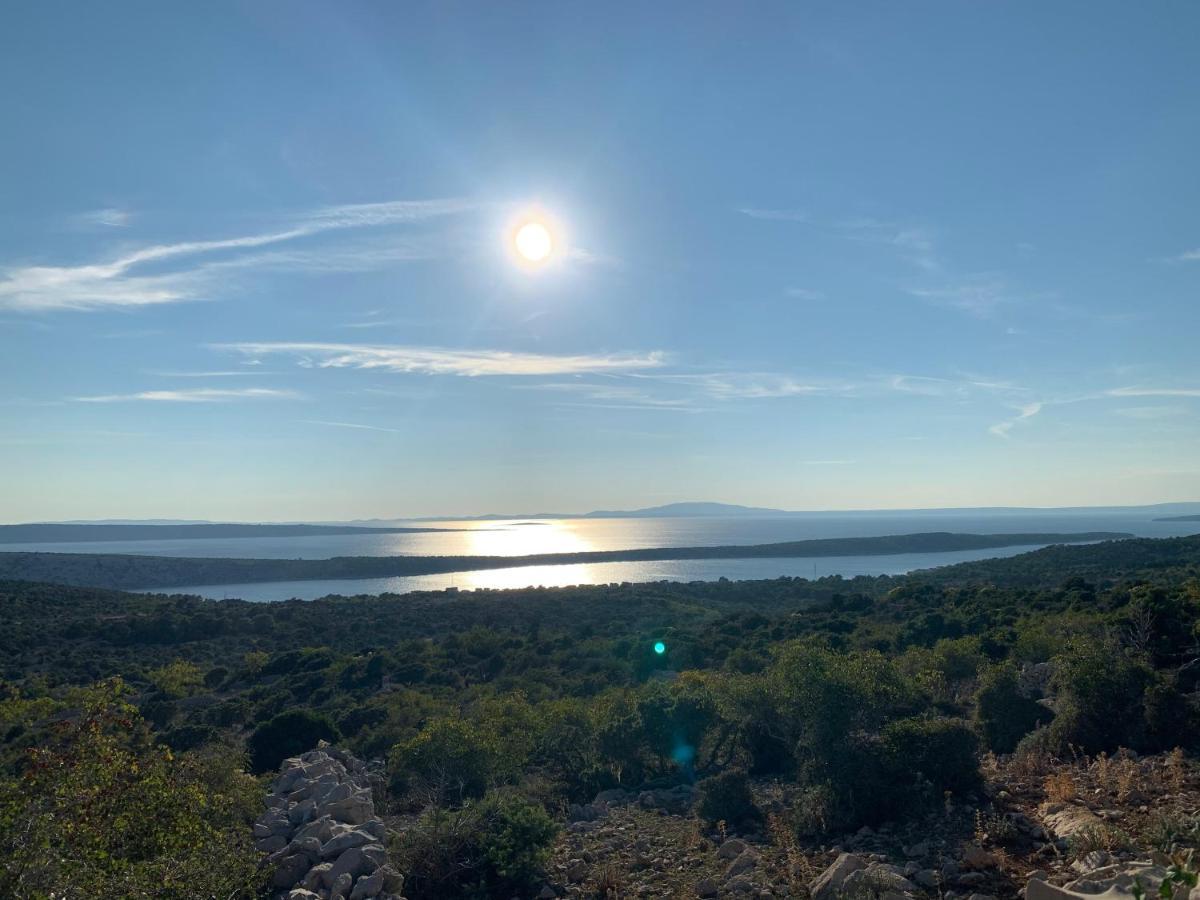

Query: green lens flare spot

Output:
[654, 641, 666, 655]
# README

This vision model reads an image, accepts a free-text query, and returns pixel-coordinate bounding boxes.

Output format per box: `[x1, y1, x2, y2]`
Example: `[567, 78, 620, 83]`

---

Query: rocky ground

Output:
[255, 745, 405, 900]
[538, 750, 1200, 899]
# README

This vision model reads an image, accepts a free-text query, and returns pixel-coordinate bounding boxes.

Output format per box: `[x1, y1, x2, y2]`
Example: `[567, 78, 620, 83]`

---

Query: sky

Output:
[1, 1, 1199, 522]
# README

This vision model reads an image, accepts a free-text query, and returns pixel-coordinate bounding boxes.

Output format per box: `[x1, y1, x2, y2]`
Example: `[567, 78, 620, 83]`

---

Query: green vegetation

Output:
[1, 534, 1199, 893]
[0, 679, 262, 899]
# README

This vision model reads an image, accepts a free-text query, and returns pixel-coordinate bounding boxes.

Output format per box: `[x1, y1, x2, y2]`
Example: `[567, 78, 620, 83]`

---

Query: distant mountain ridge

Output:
[445, 500, 1200, 522]
[0, 523, 460, 545]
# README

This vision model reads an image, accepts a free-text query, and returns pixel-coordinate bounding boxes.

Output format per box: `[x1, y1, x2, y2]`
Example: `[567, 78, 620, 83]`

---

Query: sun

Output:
[512, 219, 555, 266]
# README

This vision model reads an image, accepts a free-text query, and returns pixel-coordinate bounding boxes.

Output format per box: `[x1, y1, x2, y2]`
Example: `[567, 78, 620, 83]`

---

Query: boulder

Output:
[696, 877, 720, 898]
[320, 828, 373, 859]
[717, 839, 748, 860]
[326, 791, 374, 825]
[725, 849, 759, 878]
[962, 844, 997, 870]
[302, 863, 333, 892]
[329, 871, 353, 900]
[271, 853, 312, 889]
[810, 852, 867, 900]
[329, 846, 377, 882]
[349, 870, 386, 900]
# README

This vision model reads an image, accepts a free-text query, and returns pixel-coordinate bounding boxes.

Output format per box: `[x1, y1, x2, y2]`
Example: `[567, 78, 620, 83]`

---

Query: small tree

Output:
[0, 679, 263, 898]
[974, 662, 1051, 753]
[248, 708, 340, 774]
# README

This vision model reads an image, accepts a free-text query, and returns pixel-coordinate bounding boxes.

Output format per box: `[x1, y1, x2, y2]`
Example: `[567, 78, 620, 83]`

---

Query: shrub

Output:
[0, 679, 263, 898]
[390, 718, 499, 803]
[696, 768, 761, 831]
[879, 716, 980, 796]
[476, 791, 559, 888]
[248, 709, 340, 774]
[394, 790, 557, 898]
[147, 660, 203, 699]
[974, 662, 1051, 753]
[1046, 640, 1153, 754]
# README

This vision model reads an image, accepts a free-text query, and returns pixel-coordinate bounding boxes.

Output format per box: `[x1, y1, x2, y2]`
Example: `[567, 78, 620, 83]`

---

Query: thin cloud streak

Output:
[0, 198, 469, 312]
[1107, 387, 1200, 398]
[72, 388, 298, 403]
[302, 419, 405, 434]
[737, 207, 808, 222]
[990, 401, 1043, 438]
[215, 342, 666, 377]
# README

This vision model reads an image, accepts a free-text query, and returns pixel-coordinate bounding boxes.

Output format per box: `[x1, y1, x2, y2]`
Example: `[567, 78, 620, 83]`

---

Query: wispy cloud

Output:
[71, 208, 133, 229]
[905, 278, 1014, 317]
[738, 207, 808, 222]
[215, 342, 666, 377]
[72, 387, 298, 403]
[801, 459, 856, 465]
[1171, 248, 1200, 262]
[1, 198, 468, 312]
[838, 218, 940, 272]
[301, 419, 405, 434]
[989, 401, 1043, 438]
[1107, 386, 1200, 398]
[640, 371, 857, 400]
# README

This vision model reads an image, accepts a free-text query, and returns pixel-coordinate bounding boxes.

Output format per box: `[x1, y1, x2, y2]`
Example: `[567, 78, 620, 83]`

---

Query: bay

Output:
[5, 510, 1193, 602]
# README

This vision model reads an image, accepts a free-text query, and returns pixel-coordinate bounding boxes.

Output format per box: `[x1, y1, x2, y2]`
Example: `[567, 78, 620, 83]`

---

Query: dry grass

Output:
[1068, 823, 1132, 859]
[1044, 771, 1079, 803]
[767, 811, 814, 895]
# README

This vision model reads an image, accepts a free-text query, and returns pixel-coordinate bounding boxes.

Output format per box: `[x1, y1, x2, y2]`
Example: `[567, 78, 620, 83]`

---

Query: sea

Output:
[4, 509, 1197, 602]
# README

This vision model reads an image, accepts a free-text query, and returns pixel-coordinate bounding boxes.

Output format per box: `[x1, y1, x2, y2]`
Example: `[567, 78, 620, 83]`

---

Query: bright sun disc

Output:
[514, 220, 554, 264]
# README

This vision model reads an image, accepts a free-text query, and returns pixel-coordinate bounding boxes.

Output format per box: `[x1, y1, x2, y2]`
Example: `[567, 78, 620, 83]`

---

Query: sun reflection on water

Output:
[463, 519, 594, 557]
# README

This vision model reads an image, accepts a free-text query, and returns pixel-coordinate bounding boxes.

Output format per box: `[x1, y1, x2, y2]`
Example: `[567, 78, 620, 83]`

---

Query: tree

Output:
[248, 708, 340, 774]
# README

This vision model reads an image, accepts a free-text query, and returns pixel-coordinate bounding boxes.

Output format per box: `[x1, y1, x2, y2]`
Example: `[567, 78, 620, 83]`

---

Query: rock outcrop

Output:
[1025, 861, 1194, 900]
[254, 745, 404, 900]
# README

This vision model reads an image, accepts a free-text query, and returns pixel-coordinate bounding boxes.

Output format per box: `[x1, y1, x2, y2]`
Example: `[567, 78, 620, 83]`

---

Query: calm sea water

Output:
[6, 511, 1196, 602]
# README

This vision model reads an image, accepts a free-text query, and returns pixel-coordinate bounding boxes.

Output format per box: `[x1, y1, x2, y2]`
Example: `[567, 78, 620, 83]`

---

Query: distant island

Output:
[1155, 515, 1200, 522]
[426, 500, 1200, 521]
[0, 522, 461, 545]
[0, 531, 1131, 590]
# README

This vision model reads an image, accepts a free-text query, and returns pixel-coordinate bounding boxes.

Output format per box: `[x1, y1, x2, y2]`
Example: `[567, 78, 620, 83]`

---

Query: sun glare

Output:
[513, 220, 554, 264]
[506, 210, 561, 270]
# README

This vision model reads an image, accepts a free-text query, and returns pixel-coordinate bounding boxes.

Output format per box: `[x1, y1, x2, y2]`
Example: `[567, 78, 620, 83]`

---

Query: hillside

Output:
[4, 534, 1200, 898]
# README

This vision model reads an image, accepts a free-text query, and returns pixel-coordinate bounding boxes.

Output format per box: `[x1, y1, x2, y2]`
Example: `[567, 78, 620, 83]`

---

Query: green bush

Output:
[476, 791, 559, 888]
[879, 716, 980, 796]
[974, 662, 1051, 753]
[394, 790, 557, 898]
[0, 679, 263, 899]
[248, 709, 340, 774]
[1046, 640, 1153, 754]
[696, 768, 761, 831]
[390, 718, 500, 802]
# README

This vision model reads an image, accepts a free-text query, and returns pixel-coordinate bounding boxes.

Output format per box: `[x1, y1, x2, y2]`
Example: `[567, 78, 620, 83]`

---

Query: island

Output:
[0, 530, 1131, 590]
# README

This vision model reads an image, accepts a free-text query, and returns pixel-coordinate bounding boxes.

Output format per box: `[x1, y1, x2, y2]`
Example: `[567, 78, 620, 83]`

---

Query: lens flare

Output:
[654, 641, 666, 655]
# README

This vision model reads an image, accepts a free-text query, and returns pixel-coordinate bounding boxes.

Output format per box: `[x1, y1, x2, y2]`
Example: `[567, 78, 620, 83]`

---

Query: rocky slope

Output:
[254, 745, 405, 900]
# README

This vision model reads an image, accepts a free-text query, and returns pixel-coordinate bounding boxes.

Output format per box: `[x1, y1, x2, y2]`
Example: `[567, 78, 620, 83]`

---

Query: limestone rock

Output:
[810, 852, 867, 900]
[1039, 803, 1104, 840]
[349, 870, 386, 900]
[718, 838, 748, 860]
[271, 853, 312, 889]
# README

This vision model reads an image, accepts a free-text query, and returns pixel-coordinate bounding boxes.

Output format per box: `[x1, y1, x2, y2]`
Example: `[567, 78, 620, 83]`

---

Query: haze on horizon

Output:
[2, 2, 1198, 523]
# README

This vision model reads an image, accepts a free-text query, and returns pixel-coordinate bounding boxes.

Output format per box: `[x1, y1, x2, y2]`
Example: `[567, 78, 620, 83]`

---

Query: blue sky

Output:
[2, 2, 1198, 521]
